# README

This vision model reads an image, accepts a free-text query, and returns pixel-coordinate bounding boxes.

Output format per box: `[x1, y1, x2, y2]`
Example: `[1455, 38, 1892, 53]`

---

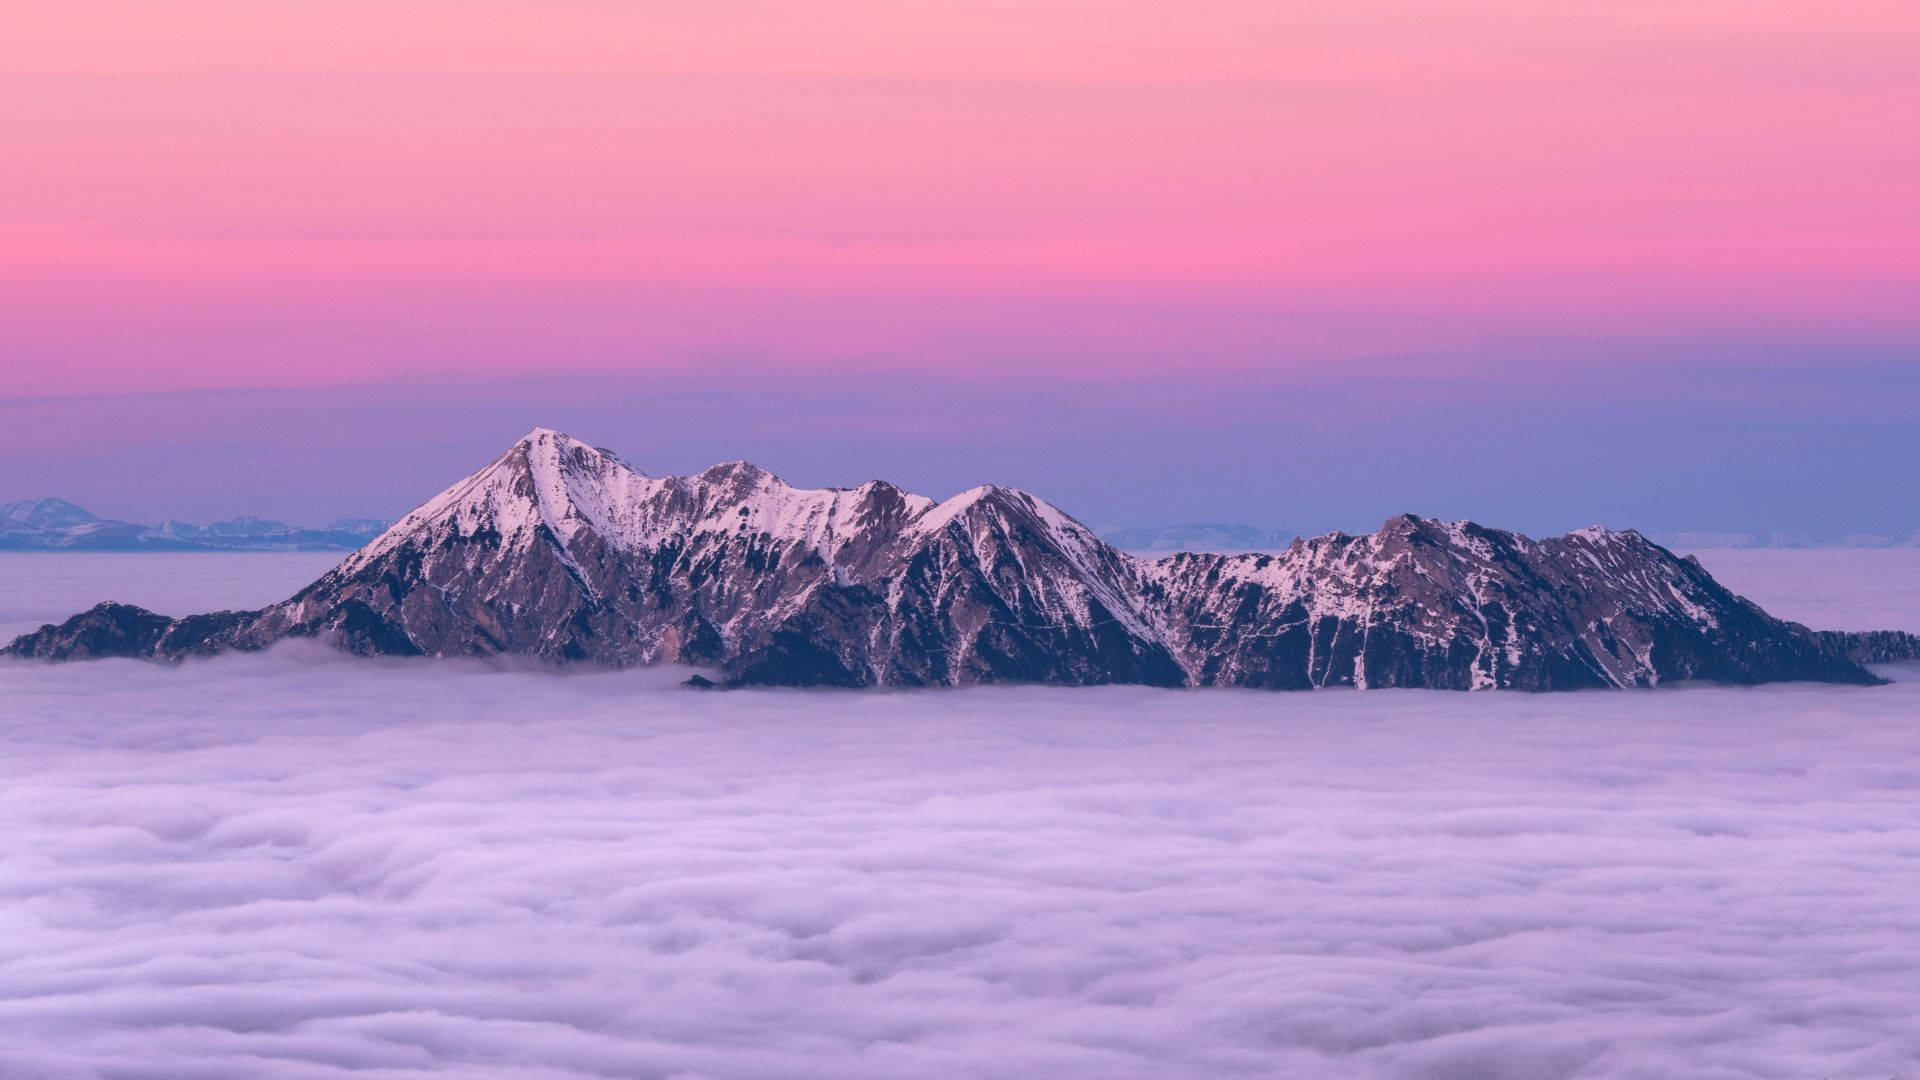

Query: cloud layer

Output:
[1683, 548, 1920, 634]
[4, 644, 1919, 1079]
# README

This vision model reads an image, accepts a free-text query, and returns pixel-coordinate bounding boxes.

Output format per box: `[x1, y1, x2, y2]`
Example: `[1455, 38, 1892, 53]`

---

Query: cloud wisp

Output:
[3, 647, 1918, 1079]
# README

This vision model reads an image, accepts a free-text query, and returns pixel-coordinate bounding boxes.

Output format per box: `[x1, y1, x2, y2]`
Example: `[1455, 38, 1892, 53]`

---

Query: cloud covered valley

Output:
[2, 550, 1918, 1079]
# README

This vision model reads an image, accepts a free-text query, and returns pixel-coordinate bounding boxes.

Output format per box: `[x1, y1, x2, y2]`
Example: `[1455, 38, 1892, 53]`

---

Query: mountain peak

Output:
[0, 497, 98, 531]
[910, 484, 1051, 533]
[696, 460, 778, 488]
[342, 427, 653, 570]
[1565, 524, 1652, 548]
[1377, 512, 1435, 536]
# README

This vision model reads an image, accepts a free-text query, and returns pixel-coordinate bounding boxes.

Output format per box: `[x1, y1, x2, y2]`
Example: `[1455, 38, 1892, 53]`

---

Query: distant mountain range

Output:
[1095, 522, 1295, 552]
[10, 497, 1909, 557]
[0, 498, 384, 552]
[1100, 524, 1920, 553]
[1101, 525, 1920, 553]
[1649, 531, 1920, 550]
[8, 429, 1915, 689]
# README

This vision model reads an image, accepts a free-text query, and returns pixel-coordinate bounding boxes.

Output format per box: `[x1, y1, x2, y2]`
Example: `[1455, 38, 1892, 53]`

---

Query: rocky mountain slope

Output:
[0, 498, 382, 551]
[7, 429, 1915, 688]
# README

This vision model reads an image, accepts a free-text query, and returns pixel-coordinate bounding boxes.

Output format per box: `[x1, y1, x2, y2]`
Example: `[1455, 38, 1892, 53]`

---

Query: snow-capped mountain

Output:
[7, 428, 1915, 688]
[1142, 517, 1897, 690]
[1, 497, 98, 533]
[0, 499, 384, 551]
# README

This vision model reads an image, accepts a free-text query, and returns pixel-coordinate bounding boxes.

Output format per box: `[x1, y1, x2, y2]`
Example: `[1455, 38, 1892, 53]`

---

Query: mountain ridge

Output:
[7, 428, 1916, 688]
[0, 497, 384, 552]
[1096, 522, 1296, 552]
[1647, 530, 1920, 550]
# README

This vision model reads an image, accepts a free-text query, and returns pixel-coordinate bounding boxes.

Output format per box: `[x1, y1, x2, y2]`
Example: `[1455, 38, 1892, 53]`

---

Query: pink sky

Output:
[3, 2, 1918, 538]
[5, 0, 1917, 396]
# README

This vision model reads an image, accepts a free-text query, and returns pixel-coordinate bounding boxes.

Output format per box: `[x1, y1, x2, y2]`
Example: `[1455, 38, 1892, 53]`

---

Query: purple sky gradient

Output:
[4, 346, 1916, 537]
[4, 1, 1917, 535]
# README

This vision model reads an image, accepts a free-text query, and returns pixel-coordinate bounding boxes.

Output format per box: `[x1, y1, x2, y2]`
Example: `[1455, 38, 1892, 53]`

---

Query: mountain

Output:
[1650, 530, 1920, 550]
[1, 497, 97, 532]
[157, 516, 388, 550]
[1143, 519, 1908, 690]
[0, 499, 384, 551]
[1096, 522, 1295, 552]
[6, 428, 1916, 688]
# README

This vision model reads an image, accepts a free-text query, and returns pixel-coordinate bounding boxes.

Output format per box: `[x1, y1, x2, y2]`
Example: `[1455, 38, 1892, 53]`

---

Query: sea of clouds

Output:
[1676, 548, 1920, 634]
[1, 552, 1917, 1079]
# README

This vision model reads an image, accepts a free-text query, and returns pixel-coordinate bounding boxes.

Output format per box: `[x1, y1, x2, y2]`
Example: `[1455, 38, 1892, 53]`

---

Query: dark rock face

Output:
[5, 602, 177, 660]
[1816, 629, 1920, 666]
[5, 603, 258, 661]
[6, 429, 1914, 689]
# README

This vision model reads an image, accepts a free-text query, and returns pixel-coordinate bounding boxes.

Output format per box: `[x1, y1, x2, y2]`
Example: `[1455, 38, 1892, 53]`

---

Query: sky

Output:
[2, 1, 1916, 535]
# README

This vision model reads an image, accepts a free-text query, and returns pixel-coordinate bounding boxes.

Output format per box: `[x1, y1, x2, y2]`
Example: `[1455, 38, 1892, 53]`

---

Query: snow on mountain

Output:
[0, 497, 98, 532]
[349, 430, 934, 573]
[7, 428, 1915, 688]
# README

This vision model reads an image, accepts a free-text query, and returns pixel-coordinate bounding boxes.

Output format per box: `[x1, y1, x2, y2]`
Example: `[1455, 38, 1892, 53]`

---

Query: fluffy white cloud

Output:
[3, 644, 1918, 1079]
